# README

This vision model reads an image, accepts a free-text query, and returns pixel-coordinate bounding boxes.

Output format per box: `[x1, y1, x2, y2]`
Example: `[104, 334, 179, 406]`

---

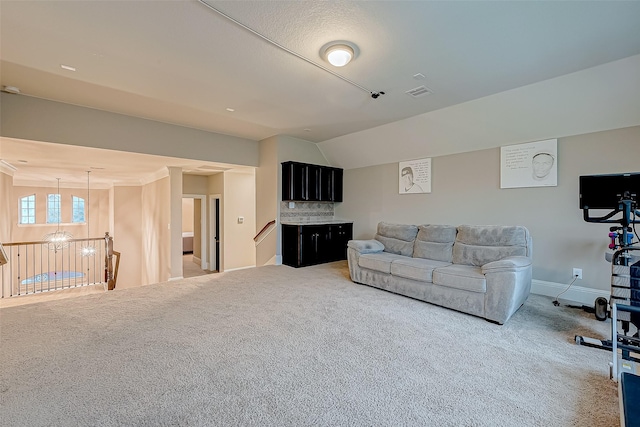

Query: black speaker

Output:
[594, 297, 608, 321]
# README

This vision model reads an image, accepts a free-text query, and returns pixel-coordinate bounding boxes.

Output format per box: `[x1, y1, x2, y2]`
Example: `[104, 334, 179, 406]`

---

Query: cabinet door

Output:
[319, 167, 335, 201]
[305, 164, 320, 201]
[282, 224, 301, 267]
[328, 223, 352, 261]
[300, 225, 325, 266]
[282, 162, 305, 201]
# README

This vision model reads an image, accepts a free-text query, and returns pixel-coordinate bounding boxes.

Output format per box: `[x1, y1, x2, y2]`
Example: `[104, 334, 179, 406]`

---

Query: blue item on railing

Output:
[21, 271, 85, 285]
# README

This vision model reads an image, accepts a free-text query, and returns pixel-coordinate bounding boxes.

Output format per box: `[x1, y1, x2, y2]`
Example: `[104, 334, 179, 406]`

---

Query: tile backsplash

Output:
[280, 201, 334, 221]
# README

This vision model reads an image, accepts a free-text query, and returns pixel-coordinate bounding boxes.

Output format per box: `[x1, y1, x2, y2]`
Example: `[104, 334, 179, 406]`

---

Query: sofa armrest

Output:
[482, 256, 532, 324]
[347, 239, 385, 254]
[481, 256, 531, 274]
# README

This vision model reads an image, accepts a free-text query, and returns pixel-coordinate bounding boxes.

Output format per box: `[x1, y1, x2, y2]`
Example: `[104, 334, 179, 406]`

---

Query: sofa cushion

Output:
[432, 264, 486, 293]
[375, 222, 419, 257]
[359, 252, 407, 274]
[390, 257, 451, 282]
[452, 225, 531, 267]
[412, 225, 457, 262]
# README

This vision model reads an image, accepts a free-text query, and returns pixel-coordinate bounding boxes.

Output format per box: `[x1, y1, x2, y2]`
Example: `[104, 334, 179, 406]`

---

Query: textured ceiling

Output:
[1, 1, 640, 182]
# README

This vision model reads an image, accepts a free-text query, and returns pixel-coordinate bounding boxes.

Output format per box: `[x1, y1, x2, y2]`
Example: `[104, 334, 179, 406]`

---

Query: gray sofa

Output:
[347, 222, 533, 324]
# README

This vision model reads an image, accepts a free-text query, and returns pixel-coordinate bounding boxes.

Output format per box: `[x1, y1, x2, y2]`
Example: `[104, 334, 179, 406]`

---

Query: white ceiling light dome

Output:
[321, 41, 358, 67]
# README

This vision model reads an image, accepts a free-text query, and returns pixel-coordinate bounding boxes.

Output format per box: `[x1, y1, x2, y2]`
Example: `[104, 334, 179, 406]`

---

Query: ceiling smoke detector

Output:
[405, 85, 433, 98]
[1, 85, 21, 94]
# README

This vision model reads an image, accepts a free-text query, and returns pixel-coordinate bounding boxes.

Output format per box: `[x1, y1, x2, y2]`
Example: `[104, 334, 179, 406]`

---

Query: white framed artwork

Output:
[500, 139, 557, 189]
[399, 158, 431, 194]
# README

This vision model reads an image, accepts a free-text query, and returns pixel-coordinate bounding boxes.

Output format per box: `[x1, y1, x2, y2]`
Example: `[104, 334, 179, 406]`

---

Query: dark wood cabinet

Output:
[329, 222, 351, 261]
[282, 222, 353, 267]
[282, 161, 343, 202]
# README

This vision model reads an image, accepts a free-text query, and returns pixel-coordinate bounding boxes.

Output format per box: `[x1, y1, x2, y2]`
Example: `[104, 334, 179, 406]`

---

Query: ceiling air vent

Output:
[405, 85, 433, 98]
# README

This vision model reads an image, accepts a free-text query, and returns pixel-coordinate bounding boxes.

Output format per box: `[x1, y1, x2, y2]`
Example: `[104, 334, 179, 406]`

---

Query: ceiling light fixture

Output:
[322, 43, 355, 67]
[60, 64, 76, 71]
[197, 0, 385, 100]
[43, 178, 73, 252]
[81, 171, 96, 257]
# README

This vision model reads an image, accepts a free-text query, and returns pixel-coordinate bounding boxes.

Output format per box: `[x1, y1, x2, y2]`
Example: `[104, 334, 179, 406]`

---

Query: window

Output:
[19, 195, 36, 224]
[47, 194, 61, 224]
[72, 196, 85, 223]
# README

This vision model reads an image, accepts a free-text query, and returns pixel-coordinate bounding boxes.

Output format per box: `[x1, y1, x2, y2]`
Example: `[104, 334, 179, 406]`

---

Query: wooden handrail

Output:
[2, 236, 105, 247]
[254, 220, 276, 242]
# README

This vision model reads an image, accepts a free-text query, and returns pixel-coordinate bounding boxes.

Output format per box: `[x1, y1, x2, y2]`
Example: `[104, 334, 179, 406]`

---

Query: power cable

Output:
[553, 274, 579, 306]
[197, 0, 385, 99]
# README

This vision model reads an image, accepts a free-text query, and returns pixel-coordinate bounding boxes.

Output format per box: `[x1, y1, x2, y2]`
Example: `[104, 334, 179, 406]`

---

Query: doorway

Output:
[182, 194, 211, 277]
[209, 195, 221, 272]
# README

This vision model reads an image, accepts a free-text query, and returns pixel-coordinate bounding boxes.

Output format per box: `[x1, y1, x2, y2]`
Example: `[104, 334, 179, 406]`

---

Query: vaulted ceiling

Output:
[2, 1, 640, 182]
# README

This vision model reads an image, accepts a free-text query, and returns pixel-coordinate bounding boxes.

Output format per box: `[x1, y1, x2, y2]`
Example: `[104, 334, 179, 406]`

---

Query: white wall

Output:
[112, 185, 142, 289]
[256, 137, 278, 266]
[223, 170, 256, 270]
[141, 176, 171, 285]
[0, 170, 14, 297]
[318, 54, 640, 171]
[182, 198, 194, 233]
[336, 126, 640, 295]
[183, 174, 209, 195]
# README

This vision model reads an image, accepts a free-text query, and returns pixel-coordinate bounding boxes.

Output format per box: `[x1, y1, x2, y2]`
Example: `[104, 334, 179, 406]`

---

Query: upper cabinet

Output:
[282, 161, 343, 202]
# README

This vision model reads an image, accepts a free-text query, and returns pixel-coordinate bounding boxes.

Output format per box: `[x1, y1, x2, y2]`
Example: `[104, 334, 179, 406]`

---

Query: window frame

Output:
[19, 194, 36, 225]
[47, 193, 62, 224]
[72, 195, 86, 224]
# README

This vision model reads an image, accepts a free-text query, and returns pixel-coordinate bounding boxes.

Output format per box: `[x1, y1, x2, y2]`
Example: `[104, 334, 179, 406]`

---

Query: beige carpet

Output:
[183, 254, 216, 278]
[0, 261, 619, 426]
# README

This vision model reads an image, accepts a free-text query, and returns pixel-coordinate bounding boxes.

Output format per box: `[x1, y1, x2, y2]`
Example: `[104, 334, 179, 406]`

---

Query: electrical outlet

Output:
[573, 268, 582, 280]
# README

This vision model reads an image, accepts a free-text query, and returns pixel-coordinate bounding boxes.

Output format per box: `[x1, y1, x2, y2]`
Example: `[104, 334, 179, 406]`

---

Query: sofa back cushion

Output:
[452, 225, 532, 266]
[374, 222, 419, 257]
[413, 225, 457, 262]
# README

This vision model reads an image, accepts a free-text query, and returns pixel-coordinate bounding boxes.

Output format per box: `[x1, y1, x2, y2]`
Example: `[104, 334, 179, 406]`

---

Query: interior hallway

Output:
[183, 254, 216, 278]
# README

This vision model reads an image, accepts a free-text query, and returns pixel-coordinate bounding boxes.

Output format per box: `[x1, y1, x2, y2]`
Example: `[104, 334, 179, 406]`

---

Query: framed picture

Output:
[500, 139, 557, 188]
[399, 158, 431, 194]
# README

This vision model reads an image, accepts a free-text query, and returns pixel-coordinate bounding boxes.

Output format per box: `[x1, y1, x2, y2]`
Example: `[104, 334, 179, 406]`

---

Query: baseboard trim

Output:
[531, 279, 610, 306]
[169, 276, 184, 281]
[224, 265, 256, 272]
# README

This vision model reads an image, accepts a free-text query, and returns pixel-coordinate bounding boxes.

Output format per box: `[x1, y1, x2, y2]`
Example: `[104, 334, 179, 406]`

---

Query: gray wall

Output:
[336, 126, 640, 293]
[0, 93, 259, 167]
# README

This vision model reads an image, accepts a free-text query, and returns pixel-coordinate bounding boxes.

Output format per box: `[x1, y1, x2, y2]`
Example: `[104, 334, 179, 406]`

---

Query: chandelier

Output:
[43, 178, 73, 251]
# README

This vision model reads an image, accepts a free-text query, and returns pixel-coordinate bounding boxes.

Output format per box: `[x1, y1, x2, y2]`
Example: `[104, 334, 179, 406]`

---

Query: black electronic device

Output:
[575, 173, 640, 352]
[579, 172, 640, 210]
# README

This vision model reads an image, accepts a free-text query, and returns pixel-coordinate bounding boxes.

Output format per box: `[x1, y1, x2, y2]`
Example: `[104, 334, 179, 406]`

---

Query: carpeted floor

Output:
[183, 254, 216, 278]
[0, 261, 619, 426]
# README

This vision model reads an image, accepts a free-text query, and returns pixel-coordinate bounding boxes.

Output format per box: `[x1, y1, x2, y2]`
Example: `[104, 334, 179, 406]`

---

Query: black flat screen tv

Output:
[579, 172, 640, 210]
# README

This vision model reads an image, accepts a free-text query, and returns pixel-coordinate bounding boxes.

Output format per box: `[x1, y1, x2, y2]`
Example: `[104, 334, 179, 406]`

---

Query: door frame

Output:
[183, 194, 208, 270]
[209, 194, 221, 272]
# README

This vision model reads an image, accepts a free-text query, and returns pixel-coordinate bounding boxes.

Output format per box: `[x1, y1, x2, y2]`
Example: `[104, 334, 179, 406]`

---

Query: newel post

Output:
[105, 232, 116, 290]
